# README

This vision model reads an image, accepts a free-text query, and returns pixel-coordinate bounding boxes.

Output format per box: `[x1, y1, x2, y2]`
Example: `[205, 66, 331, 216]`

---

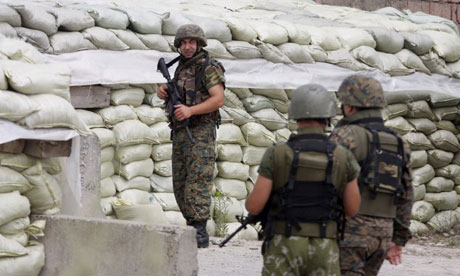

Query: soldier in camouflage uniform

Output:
[329, 75, 413, 275]
[157, 24, 225, 248]
[246, 84, 362, 276]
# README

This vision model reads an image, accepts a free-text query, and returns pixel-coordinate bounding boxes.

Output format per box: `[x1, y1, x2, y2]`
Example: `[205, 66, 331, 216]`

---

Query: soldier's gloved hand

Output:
[157, 84, 168, 100]
[386, 242, 402, 265]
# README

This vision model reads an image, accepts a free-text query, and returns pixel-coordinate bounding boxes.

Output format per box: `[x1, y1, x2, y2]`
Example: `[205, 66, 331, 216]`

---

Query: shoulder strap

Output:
[191, 51, 210, 105]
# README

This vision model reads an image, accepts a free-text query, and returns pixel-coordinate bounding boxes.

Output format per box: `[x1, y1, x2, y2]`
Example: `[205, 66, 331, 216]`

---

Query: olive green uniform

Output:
[258, 126, 360, 276]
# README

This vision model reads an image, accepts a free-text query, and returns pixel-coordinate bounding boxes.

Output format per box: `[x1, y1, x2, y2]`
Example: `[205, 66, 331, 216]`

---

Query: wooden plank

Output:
[70, 85, 111, 109]
[0, 139, 25, 154]
[23, 140, 72, 158]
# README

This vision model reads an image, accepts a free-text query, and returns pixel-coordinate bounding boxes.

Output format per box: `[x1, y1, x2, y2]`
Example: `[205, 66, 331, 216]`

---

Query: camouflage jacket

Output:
[330, 109, 413, 246]
[170, 50, 225, 129]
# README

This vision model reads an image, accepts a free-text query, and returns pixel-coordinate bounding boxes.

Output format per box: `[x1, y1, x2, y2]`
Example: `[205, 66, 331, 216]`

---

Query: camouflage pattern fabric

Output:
[172, 123, 216, 222]
[262, 234, 340, 276]
[337, 75, 385, 108]
[174, 24, 207, 48]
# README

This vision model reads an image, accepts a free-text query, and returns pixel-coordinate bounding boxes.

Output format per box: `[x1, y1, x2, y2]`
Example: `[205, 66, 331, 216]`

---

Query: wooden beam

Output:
[23, 140, 72, 158]
[70, 85, 111, 109]
[0, 139, 25, 154]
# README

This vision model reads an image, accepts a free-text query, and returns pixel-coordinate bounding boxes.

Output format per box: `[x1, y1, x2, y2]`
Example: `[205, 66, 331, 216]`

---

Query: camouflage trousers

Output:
[172, 123, 216, 223]
[262, 234, 340, 276]
[339, 232, 391, 276]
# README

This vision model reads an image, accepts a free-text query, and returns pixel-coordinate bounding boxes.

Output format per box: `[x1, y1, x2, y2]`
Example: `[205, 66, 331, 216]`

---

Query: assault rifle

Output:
[219, 214, 262, 248]
[157, 57, 195, 143]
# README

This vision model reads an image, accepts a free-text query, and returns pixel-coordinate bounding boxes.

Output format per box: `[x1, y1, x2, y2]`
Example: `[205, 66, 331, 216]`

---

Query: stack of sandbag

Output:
[382, 90, 460, 234]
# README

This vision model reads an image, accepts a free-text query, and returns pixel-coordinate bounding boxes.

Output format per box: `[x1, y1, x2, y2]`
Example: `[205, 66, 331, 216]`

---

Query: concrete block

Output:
[70, 86, 110, 109]
[33, 215, 198, 276]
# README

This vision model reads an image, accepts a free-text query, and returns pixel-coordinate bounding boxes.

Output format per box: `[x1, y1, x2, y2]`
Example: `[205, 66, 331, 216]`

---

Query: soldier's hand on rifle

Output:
[174, 104, 192, 121]
[157, 84, 168, 100]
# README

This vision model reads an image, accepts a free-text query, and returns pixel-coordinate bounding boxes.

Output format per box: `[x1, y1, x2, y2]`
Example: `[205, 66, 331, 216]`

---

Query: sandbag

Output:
[272, 20, 311, 45]
[224, 89, 245, 109]
[0, 91, 39, 122]
[76, 109, 104, 129]
[255, 40, 292, 64]
[0, 154, 61, 175]
[150, 121, 171, 144]
[137, 34, 171, 52]
[217, 144, 243, 162]
[400, 32, 433, 55]
[242, 146, 268, 166]
[116, 144, 152, 164]
[335, 27, 376, 51]
[98, 105, 137, 125]
[117, 189, 153, 205]
[0, 4, 21, 27]
[0, 38, 43, 64]
[381, 103, 408, 120]
[19, 94, 90, 134]
[100, 161, 114, 180]
[427, 210, 460, 232]
[366, 27, 404, 54]
[228, 88, 252, 99]
[424, 191, 459, 211]
[302, 26, 341, 51]
[164, 211, 186, 226]
[248, 20, 288, 45]
[303, 45, 327, 62]
[150, 174, 173, 193]
[384, 90, 431, 105]
[82, 27, 129, 51]
[110, 29, 148, 50]
[133, 106, 166, 126]
[420, 51, 452, 77]
[406, 118, 436, 135]
[251, 108, 287, 131]
[419, 30, 460, 62]
[427, 149, 454, 168]
[429, 92, 460, 108]
[406, 100, 435, 120]
[23, 164, 61, 215]
[14, 4, 57, 35]
[429, 130, 460, 152]
[241, 122, 276, 147]
[113, 199, 168, 224]
[152, 193, 179, 211]
[204, 39, 234, 59]
[216, 162, 249, 181]
[125, 9, 163, 34]
[249, 165, 259, 183]
[49, 32, 97, 54]
[426, 177, 454, 193]
[144, 89, 166, 107]
[112, 175, 150, 193]
[327, 49, 370, 71]
[47, 7, 94, 31]
[432, 106, 458, 121]
[448, 59, 460, 79]
[154, 160, 172, 177]
[92, 128, 115, 148]
[241, 95, 275, 112]
[384, 116, 414, 135]
[274, 128, 291, 143]
[277, 43, 314, 63]
[0, 22, 17, 38]
[184, 14, 232, 43]
[79, 5, 129, 29]
[411, 200, 435, 222]
[216, 123, 247, 146]
[410, 150, 428, 169]
[161, 12, 192, 35]
[436, 121, 458, 135]
[100, 196, 116, 215]
[221, 17, 257, 43]
[213, 196, 244, 223]
[3, 60, 71, 99]
[409, 220, 429, 235]
[412, 164, 435, 186]
[14, 27, 51, 53]
[225, 222, 258, 241]
[414, 184, 426, 201]
[113, 120, 157, 146]
[116, 158, 154, 180]
[100, 177, 116, 198]
[0, 166, 31, 194]
[351, 46, 413, 76]
[250, 88, 288, 102]
[151, 144, 172, 162]
[402, 132, 434, 150]
[272, 99, 289, 113]
[436, 164, 460, 185]
[394, 49, 431, 75]
[0, 191, 30, 226]
[95, 145, 113, 161]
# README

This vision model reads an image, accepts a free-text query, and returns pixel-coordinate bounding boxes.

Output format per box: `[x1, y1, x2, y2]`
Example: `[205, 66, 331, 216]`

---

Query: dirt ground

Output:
[198, 231, 460, 276]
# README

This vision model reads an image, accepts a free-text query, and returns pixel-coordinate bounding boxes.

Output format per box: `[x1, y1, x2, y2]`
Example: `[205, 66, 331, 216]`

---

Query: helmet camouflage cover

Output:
[288, 84, 337, 120]
[337, 75, 385, 108]
[174, 24, 207, 48]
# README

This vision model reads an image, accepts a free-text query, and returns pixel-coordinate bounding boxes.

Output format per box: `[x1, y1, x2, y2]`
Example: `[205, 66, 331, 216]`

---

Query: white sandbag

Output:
[249, 165, 259, 183]
[144, 92, 165, 107]
[409, 220, 429, 235]
[419, 30, 460, 62]
[76, 109, 104, 129]
[420, 51, 452, 77]
[0, 4, 21, 27]
[0, 154, 60, 175]
[152, 193, 179, 211]
[132, 83, 157, 94]
[92, 128, 115, 148]
[228, 88, 253, 99]
[273, 20, 311, 45]
[14, 27, 51, 53]
[395, 49, 431, 75]
[411, 200, 435, 222]
[430, 91, 460, 107]
[429, 130, 460, 153]
[0, 38, 43, 64]
[112, 175, 150, 193]
[118, 189, 153, 205]
[0, 166, 32, 194]
[98, 105, 137, 125]
[100, 161, 114, 179]
[164, 211, 186, 226]
[400, 32, 433, 55]
[241, 122, 276, 147]
[154, 160, 172, 177]
[448, 59, 460, 79]
[217, 144, 243, 162]
[403, 132, 434, 151]
[242, 146, 267, 166]
[384, 116, 414, 135]
[352, 46, 414, 75]
[224, 88, 245, 110]
[432, 106, 458, 121]
[406, 100, 435, 120]
[255, 40, 292, 64]
[14, 4, 57, 35]
[214, 196, 244, 223]
[427, 149, 454, 169]
[116, 144, 152, 164]
[48, 7, 94, 31]
[204, 39, 234, 59]
[49, 32, 97, 54]
[277, 43, 314, 63]
[151, 144, 172, 162]
[0, 22, 17, 38]
[161, 13, 193, 35]
[335, 27, 376, 51]
[150, 174, 173, 193]
[0, 217, 29, 235]
[184, 14, 232, 43]
[410, 150, 428, 169]
[114, 120, 157, 146]
[81, 5, 129, 29]
[134, 105, 167, 126]
[0, 233, 27, 258]
[327, 49, 370, 71]
[110, 29, 148, 50]
[302, 26, 341, 51]
[225, 222, 258, 241]
[82, 27, 129, 51]
[274, 128, 291, 143]
[248, 20, 288, 45]
[241, 95, 275, 112]
[251, 88, 288, 102]
[251, 108, 288, 131]
[272, 99, 289, 113]
[19, 94, 90, 134]
[23, 164, 61, 215]
[424, 191, 459, 211]
[219, 108, 232, 124]
[3, 60, 71, 99]
[381, 104, 408, 120]
[150, 121, 171, 144]
[427, 210, 460, 232]
[4, 232, 28, 247]
[436, 121, 458, 135]
[436, 164, 460, 185]
[137, 34, 171, 52]
[221, 17, 257, 43]
[407, 118, 436, 135]
[113, 199, 168, 224]
[125, 10, 163, 34]
[0, 191, 30, 226]
[412, 164, 435, 186]
[366, 27, 404, 54]
[100, 196, 116, 215]
[246, 180, 254, 194]
[414, 184, 426, 201]
[216, 162, 249, 181]
[303, 45, 327, 62]
[116, 158, 154, 180]
[426, 177, 454, 193]
[223, 106, 254, 126]
[384, 90, 430, 105]
[100, 177, 116, 197]
[216, 123, 247, 146]
[0, 90, 39, 122]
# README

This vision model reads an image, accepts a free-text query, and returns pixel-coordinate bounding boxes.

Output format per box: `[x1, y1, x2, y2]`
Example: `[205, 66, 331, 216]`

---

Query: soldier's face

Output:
[180, 39, 198, 58]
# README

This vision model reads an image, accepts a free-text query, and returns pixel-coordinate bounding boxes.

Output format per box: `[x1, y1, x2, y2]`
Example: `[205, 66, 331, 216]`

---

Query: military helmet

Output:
[337, 75, 385, 108]
[174, 24, 207, 48]
[288, 84, 337, 120]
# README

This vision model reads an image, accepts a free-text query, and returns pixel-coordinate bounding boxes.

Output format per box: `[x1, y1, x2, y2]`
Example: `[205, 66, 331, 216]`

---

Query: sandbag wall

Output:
[382, 91, 460, 235]
[1, 1, 460, 77]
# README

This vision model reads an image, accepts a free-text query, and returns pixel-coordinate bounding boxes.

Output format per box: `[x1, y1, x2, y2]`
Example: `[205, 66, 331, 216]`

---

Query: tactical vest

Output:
[349, 117, 407, 218]
[170, 50, 222, 129]
[267, 133, 346, 239]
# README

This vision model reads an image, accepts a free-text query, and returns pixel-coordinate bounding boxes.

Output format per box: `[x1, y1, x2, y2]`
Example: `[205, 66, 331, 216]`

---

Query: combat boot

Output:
[191, 221, 209, 248]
